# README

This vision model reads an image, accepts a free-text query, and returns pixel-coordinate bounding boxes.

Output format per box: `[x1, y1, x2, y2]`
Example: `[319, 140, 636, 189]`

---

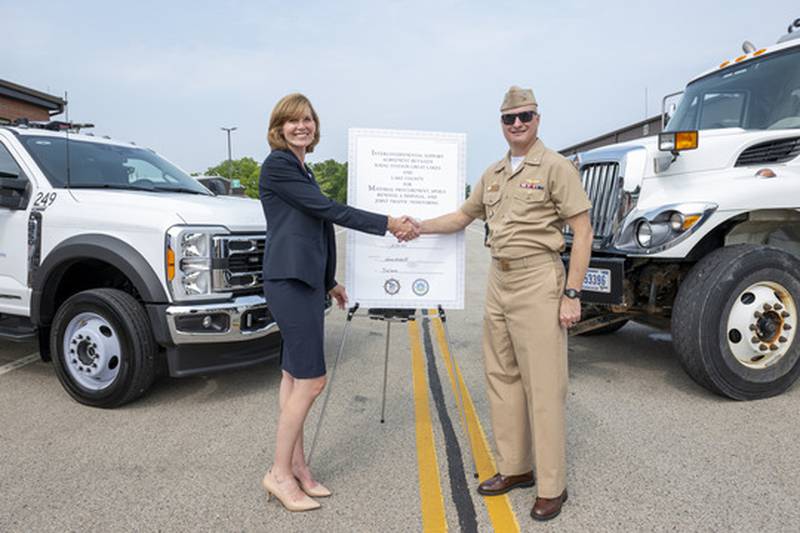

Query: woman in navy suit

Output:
[259, 93, 416, 511]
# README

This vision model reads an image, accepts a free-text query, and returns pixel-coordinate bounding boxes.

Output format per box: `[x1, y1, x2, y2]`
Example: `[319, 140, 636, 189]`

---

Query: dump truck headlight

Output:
[616, 203, 717, 254]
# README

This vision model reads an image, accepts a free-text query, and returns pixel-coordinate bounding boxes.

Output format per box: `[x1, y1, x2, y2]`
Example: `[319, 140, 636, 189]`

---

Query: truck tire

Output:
[672, 245, 800, 400]
[50, 289, 157, 408]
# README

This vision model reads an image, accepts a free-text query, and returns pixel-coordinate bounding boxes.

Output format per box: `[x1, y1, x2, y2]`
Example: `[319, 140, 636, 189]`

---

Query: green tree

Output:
[205, 157, 261, 198]
[203, 156, 349, 202]
[465, 183, 471, 199]
[310, 159, 348, 204]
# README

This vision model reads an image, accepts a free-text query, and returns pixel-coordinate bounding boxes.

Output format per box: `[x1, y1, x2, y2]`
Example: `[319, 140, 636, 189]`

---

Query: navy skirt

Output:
[264, 279, 326, 379]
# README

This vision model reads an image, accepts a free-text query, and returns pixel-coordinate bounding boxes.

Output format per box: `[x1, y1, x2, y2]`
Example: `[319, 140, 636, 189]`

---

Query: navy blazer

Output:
[259, 149, 388, 291]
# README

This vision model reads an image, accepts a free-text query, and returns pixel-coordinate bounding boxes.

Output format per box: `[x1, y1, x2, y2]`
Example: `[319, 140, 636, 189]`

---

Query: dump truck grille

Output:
[577, 162, 622, 240]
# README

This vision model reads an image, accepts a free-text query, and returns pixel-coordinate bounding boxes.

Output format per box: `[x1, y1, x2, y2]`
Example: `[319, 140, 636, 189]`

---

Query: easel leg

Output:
[307, 304, 358, 465]
[380, 320, 392, 423]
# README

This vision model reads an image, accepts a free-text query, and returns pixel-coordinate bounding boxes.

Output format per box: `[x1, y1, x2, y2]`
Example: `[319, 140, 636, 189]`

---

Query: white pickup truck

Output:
[0, 121, 282, 407]
[569, 20, 800, 399]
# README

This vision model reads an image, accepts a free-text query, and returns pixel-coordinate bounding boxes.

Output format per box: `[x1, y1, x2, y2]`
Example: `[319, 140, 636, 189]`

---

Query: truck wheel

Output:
[50, 289, 157, 408]
[673, 245, 800, 400]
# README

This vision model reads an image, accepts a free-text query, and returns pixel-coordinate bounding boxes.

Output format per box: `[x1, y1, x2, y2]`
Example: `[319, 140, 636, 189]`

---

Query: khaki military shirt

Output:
[460, 139, 591, 258]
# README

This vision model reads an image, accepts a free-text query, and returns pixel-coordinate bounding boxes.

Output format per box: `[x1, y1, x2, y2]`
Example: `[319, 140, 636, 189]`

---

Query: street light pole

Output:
[220, 126, 237, 181]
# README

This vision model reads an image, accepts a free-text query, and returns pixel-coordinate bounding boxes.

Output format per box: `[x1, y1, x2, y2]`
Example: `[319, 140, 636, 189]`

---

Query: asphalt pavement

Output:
[1, 223, 799, 532]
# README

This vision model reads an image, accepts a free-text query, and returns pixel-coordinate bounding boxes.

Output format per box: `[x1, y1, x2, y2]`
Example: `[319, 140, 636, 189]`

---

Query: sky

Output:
[3, 1, 798, 183]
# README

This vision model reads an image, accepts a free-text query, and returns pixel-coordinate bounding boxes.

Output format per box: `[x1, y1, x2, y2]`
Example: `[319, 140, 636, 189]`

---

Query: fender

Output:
[686, 209, 800, 261]
[31, 234, 168, 326]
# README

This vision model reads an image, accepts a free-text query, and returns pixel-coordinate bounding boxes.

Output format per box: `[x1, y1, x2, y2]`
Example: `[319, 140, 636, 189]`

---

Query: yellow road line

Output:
[428, 310, 467, 430]
[430, 316, 521, 533]
[408, 320, 448, 532]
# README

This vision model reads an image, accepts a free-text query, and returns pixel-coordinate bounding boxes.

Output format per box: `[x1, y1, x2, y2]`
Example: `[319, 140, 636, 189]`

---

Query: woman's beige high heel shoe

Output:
[298, 479, 332, 498]
[262, 471, 321, 512]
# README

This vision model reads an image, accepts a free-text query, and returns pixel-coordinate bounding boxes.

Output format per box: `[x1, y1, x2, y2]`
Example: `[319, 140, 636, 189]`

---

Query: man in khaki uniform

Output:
[419, 86, 593, 521]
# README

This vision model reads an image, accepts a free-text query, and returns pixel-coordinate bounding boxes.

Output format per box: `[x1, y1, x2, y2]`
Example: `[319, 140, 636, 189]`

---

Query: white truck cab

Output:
[569, 20, 800, 399]
[0, 121, 283, 407]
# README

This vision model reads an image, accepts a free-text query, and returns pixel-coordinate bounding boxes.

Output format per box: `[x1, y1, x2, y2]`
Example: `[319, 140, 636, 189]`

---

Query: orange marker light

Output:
[734, 54, 748, 63]
[753, 49, 767, 56]
[682, 214, 701, 230]
[675, 131, 699, 151]
[719, 60, 731, 68]
[756, 168, 776, 178]
[167, 247, 176, 281]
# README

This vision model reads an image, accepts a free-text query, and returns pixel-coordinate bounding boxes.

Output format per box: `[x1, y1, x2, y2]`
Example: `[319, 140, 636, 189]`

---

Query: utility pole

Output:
[220, 126, 237, 180]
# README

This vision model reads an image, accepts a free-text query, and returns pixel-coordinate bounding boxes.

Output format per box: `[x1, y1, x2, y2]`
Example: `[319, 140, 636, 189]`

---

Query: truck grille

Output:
[735, 137, 800, 166]
[212, 235, 264, 294]
[578, 162, 622, 240]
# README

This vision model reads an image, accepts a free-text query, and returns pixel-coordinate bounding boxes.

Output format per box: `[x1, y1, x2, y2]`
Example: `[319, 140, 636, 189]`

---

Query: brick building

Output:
[0, 79, 65, 124]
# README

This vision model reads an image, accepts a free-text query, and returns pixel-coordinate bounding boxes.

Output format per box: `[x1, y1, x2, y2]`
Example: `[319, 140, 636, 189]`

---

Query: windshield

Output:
[20, 136, 210, 194]
[666, 45, 800, 132]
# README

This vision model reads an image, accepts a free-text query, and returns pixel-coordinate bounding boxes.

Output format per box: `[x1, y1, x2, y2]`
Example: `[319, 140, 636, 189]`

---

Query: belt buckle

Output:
[498, 258, 511, 271]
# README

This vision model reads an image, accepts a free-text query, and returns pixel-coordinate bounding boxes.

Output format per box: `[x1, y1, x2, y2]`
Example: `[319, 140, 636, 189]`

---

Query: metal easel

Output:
[307, 304, 470, 469]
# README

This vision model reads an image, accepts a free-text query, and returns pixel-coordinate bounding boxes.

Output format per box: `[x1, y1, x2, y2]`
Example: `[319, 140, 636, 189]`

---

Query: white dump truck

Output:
[0, 121, 285, 407]
[569, 19, 800, 399]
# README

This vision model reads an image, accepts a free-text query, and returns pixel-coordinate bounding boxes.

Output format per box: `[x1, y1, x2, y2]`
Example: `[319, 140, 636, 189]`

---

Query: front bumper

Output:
[148, 294, 332, 377]
[165, 294, 277, 344]
[561, 254, 626, 306]
[153, 294, 281, 377]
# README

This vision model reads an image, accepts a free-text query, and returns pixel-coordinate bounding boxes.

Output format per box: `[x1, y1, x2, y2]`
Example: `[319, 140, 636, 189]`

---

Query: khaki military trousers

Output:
[482, 252, 568, 498]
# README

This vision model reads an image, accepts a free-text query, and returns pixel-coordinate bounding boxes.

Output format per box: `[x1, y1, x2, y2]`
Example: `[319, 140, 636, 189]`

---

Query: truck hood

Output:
[657, 128, 800, 177]
[68, 190, 265, 232]
[582, 128, 800, 178]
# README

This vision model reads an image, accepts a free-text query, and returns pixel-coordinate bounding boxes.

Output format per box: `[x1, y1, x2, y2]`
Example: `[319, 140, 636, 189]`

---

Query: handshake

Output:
[387, 215, 422, 242]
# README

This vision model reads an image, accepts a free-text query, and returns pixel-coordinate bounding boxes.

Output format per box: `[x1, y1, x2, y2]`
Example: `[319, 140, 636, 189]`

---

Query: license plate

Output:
[582, 267, 611, 293]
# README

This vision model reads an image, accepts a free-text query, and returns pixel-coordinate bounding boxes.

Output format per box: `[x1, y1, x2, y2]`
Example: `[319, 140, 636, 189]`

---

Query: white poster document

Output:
[346, 128, 466, 309]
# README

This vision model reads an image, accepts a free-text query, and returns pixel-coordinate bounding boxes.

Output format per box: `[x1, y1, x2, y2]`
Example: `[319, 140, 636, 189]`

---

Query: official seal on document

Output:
[384, 278, 401, 295]
[412, 278, 429, 296]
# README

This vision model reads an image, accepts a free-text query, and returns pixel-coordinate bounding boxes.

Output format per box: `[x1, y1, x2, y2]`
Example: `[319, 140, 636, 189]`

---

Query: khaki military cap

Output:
[500, 86, 538, 112]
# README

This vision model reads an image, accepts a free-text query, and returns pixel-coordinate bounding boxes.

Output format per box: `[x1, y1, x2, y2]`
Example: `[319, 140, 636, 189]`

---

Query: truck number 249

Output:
[33, 192, 57, 209]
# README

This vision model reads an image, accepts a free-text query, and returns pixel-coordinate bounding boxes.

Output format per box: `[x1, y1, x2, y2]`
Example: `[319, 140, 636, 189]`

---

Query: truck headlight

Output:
[615, 203, 717, 254]
[636, 221, 653, 247]
[669, 212, 684, 232]
[180, 259, 210, 295]
[166, 226, 230, 301]
[181, 231, 211, 257]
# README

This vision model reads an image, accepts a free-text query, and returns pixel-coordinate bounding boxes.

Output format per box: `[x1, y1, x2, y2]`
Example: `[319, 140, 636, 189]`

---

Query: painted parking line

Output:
[430, 316, 521, 533]
[0, 352, 40, 377]
[408, 320, 449, 532]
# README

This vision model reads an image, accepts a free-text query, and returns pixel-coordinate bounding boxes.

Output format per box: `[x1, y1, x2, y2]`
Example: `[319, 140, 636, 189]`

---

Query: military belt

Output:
[492, 253, 557, 272]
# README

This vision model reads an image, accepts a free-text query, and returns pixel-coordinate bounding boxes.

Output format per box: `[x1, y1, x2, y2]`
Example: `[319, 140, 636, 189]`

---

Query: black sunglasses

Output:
[501, 111, 537, 125]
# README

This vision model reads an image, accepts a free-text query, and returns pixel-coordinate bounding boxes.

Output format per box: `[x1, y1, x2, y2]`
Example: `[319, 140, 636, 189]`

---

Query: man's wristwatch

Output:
[563, 288, 581, 300]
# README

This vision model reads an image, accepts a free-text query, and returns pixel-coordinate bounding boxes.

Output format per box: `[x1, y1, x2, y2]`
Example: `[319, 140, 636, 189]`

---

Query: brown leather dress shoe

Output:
[531, 489, 568, 521]
[477, 471, 535, 496]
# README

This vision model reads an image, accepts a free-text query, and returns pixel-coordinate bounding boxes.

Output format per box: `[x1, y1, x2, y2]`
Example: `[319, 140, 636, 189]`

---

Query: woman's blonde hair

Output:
[267, 93, 320, 153]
